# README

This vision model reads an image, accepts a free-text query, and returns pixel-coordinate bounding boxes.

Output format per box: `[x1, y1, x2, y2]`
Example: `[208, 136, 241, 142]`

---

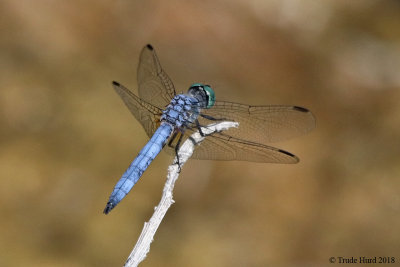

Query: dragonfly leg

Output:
[183, 125, 200, 145]
[195, 119, 205, 137]
[167, 130, 184, 172]
[200, 113, 227, 121]
[195, 119, 222, 137]
[174, 132, 184, 172]
[168, 131, 178, 148]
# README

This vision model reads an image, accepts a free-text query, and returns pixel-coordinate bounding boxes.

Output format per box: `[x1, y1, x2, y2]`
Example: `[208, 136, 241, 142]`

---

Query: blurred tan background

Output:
[1, 0, 400, 266]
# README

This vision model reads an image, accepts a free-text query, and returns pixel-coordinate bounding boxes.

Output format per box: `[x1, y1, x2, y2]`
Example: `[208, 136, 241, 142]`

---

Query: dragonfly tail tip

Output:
[103, 202, 114, 215]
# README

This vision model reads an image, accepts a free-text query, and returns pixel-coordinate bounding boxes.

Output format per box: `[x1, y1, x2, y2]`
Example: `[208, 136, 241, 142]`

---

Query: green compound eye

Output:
[203, 84, 215, 109]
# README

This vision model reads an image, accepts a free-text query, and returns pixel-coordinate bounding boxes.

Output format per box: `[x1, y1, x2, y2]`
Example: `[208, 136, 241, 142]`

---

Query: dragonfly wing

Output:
[112, 81, 162, 138]
[137, 44, 176, 109]
[164, 130, 299, 163]
[200, 101, 316, 144]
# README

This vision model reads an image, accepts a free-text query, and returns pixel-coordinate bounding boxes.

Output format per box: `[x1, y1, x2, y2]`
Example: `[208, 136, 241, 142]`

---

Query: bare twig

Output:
[124, 121, 238, 267]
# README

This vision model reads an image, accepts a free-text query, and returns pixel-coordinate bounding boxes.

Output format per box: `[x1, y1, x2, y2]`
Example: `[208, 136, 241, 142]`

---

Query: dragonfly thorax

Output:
[160, 94, 201, 128]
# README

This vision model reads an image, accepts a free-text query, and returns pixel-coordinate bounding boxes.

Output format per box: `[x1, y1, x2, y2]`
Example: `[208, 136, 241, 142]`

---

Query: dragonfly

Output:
[104, 44, 315, 214]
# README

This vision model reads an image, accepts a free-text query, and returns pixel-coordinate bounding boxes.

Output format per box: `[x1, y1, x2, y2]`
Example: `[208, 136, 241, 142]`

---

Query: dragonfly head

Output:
[188, 83, 215, 109]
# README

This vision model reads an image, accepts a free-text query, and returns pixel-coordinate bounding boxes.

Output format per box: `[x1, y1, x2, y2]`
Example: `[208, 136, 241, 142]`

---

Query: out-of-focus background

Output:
[1, 0, 400, 266]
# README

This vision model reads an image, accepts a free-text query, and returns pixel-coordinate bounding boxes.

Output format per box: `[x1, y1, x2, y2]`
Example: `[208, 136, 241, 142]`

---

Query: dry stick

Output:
[124, 121, 239, 267]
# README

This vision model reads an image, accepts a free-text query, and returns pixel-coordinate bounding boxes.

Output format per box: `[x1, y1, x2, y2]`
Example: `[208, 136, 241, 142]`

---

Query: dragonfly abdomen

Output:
[104, 123, 173, 214]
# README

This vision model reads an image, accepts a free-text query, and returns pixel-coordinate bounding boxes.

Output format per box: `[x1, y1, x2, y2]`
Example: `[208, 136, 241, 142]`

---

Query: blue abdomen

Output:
[104, 123, 173, 214]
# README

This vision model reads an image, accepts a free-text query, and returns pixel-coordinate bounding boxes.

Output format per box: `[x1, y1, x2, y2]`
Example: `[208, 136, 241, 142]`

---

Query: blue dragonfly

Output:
[104, 44, 315, 214]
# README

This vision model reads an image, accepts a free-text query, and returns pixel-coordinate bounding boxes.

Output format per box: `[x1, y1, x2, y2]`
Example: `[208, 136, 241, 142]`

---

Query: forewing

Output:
[112, 81, 162, 138]
[137, 44, 176, 109]
[200, 101, 316, 144]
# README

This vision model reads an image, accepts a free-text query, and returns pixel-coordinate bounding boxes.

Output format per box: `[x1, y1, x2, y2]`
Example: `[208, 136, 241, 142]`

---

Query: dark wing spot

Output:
[146, 44, 154, 50]
[278, 149, 296, 157]
[112, 81, 120, 86]
[293, 106, 309, 113]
